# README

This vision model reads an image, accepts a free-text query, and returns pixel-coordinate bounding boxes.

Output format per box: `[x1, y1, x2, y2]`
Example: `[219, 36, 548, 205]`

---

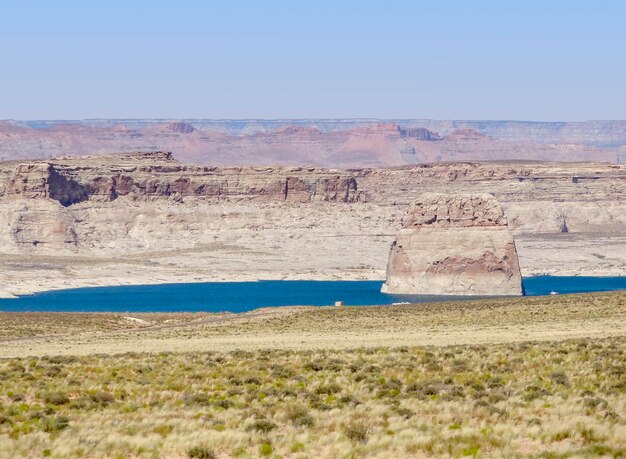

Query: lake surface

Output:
[0, 276, 624, 313]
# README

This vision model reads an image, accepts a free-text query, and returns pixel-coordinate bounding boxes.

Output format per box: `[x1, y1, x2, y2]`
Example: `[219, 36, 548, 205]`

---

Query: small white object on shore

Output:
[334, 301, 344, 306]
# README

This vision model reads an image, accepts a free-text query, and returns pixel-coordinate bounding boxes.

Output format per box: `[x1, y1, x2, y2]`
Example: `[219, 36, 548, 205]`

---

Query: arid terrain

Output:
[0, 292, 624, 458]
[1, 291, 624, 356]
[0, 140, 624, 458]
[0, 151, 625, 458]
[4, 0, 626, 456]
[0, 153, 624, 298]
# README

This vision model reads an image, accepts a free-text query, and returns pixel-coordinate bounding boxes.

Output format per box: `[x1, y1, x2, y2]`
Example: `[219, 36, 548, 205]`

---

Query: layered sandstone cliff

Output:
[382, 193, 523, 296]
[0, 152, 360, 205]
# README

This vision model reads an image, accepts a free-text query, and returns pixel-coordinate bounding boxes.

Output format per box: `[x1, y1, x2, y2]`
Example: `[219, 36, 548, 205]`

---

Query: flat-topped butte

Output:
[383, 193, 523, 296]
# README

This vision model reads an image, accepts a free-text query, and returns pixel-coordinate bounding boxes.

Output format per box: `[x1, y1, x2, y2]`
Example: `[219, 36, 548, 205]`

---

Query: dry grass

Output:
[0, 312, 220, 340]
[0, 338, 624, 458]
[0, 291, 624, 357]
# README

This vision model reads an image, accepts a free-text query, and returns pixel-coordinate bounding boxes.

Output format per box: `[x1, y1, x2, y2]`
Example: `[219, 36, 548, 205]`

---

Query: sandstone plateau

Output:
[382, 193, 523, 296]
[0, 152, 624, 298]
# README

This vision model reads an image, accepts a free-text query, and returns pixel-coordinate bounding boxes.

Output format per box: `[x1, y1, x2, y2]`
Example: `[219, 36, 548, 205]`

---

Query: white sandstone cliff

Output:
[382, 193, 523, 296]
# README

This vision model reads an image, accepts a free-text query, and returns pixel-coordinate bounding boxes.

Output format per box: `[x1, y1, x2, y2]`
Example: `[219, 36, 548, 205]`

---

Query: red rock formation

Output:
[1, 120, 622, 166]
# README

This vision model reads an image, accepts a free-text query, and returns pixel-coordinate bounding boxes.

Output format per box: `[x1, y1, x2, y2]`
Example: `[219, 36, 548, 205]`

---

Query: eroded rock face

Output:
[0, 152, 361, 205]
[0, 200, 78, 249]
[382, 193, 523, 296]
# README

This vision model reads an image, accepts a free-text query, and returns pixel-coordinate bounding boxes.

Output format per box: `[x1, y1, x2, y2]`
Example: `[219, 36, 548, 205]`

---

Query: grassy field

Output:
[0, 291, 624, 458]
[0, 311, 219, 341]
[0, 291, 624, 357]
[0, 339, 624, 458]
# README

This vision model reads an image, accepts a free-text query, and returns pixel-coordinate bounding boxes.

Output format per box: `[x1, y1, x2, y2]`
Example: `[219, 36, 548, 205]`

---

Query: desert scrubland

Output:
[0, 292, 625, 458]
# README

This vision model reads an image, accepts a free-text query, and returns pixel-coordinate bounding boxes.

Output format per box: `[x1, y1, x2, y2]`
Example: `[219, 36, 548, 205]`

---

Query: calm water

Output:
[0, 277, 624, 313]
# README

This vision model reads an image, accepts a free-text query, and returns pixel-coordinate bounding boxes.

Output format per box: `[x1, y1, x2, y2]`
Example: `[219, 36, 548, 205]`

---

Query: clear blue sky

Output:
[1, 0, 625, 120]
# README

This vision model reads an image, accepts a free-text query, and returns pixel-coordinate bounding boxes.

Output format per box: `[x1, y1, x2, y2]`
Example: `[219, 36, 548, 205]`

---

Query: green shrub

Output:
[285, 403, 314, 427]
[259, 442, 273, 456]
[303, 360, 324, 372]
[314, 383, 341, 395]
[246, 418, 277, 433]
[462, 446, 480, 456]
[583, 397, 607, 411]
[152, 424, 174, 437]
[187, 445, 216, 459]
[214, 398, 234, 409]
[42, 415, 70, 433]
[343, 419, 370, 443]
[43, 392, 69, 406]
[522, 385, 549, 402]
[244, 376, 261, 385]
[549, 371, 570, 386]
[89, 391, 115, 406]
[394, 407, 415, 419]
[183, 393, 211, 406]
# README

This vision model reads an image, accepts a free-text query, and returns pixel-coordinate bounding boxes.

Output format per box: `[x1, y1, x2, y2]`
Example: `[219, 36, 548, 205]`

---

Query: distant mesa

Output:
[445, 129, 489, 141]
[270, 125, 322, 136]
[399, 127, 442, 141]
[351, 123, 440, 140]
[165, 121, 195, 134]
[382, 193, 523, 296]
[0, 119, 623, 166]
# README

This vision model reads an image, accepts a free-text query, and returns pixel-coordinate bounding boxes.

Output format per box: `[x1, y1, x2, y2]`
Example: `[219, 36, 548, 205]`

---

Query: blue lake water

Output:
[0, 276, 624, 313]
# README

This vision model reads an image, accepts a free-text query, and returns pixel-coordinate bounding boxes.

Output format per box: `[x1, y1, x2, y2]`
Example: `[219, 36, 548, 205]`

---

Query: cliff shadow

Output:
[48, 167, 90, 207]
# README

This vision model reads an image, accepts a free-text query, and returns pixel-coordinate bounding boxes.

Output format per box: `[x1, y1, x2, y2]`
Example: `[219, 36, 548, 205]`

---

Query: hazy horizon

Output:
[4, 117, 626, 123]
[2, 1, 625, 121]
